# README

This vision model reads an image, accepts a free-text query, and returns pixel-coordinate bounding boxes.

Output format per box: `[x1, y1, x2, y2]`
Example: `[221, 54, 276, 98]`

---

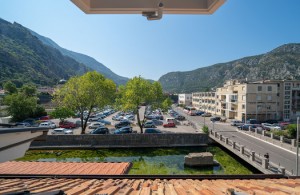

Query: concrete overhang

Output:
[71, 0, 226, 20]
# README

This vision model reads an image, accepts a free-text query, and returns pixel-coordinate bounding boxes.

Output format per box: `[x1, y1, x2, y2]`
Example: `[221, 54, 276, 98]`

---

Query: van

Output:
[166, 118, 175, 123]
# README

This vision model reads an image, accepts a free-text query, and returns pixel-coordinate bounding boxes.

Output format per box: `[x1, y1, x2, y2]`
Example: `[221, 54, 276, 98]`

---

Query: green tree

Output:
[54, 71, 116, 134]
[3, 81, 17, 94]
[20, 84, 37, 97]
[286, 124, 297, 138]
[150, 81, 164, 109]
[120, 76, 164, 133]
[161, 97, 172, 112]
[50, 107, 74, 122]
[4, 93, 37, 122]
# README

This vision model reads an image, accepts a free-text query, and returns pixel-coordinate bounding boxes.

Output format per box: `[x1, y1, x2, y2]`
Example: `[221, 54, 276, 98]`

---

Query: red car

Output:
[163, 122, 176, 128]
[59, 121, 76, 129]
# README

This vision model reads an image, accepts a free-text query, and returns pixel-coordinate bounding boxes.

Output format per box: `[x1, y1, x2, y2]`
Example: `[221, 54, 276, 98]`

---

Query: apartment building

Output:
[192, 92, 216, 114]
[215, 80, 279, 122]
[178, 94, 192, 106]
[258, 80, 300, 121]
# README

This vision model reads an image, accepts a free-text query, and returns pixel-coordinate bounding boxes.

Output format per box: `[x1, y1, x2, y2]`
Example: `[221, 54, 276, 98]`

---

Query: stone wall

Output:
[31, 133, 208, 148]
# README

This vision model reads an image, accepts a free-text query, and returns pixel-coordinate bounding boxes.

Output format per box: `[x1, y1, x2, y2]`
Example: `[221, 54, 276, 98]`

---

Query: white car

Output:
[88, 122, 105, 129]
[39, 121, 56, 129]
[52, 128, 73, 135]
[261, 123, 281, 130]
[231, 120, 244, 126]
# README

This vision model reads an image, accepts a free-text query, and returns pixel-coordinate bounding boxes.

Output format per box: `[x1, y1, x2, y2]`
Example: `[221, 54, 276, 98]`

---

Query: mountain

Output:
[0, 18, 90, 87]
[159, 43, 300, 93]
[29, 30, 129, 85]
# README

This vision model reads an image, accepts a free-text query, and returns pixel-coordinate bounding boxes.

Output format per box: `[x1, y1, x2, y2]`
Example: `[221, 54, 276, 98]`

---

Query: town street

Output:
[173, 106, 300, 175]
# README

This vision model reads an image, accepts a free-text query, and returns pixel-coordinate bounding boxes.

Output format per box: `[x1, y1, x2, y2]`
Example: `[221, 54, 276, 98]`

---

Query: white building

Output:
[178, 94, 193, 106]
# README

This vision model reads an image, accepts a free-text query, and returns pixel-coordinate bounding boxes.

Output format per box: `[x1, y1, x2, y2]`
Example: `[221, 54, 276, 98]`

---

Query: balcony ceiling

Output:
[71, 0, 225, 15]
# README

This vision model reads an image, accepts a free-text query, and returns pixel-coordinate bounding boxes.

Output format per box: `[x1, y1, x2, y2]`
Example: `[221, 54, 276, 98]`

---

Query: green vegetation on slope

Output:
[159, 43, 300, 93]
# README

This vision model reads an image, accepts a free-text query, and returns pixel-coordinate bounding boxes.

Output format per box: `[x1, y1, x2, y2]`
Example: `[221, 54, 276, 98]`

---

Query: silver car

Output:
[52, 128, 73, 135]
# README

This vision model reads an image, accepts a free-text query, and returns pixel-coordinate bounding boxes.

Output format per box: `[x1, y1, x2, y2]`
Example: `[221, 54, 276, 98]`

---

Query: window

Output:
[258, 86, 262, 91]
[267, 95, 272, 101]
[285, 86, 291, 90]
[284, 105, 290, 109]
[267, 86, 272, 91]
[285, 96, 290, 100]
[242, 95, 246, 100]
[266, 105, 271, 110]
[257, 105, 262, 109]
[242, 86, 245, 91]
[285, 91, 290, 95]
[256, 95, 261, 101]
[242, 104, 245, 109]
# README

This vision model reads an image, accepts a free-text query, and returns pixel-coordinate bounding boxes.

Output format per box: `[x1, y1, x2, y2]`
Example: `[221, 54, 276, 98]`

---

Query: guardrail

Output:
[209, 129, 290, 176]
[239, 127, 298, 153]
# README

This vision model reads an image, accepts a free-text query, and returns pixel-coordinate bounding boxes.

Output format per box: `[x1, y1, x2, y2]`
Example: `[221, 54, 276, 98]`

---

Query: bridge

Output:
[173, 106, 300, 176]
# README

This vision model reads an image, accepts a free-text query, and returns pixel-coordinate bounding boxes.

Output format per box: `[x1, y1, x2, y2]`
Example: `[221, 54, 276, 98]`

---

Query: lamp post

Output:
[297, 117, 299, 176]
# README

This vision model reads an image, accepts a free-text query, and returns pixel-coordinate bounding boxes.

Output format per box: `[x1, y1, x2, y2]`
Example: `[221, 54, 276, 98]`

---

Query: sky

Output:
[1, 0, 300, 80]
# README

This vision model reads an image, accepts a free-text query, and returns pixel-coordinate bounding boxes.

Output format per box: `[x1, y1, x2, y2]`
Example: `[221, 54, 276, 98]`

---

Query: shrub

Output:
[202, 125, 209, 134]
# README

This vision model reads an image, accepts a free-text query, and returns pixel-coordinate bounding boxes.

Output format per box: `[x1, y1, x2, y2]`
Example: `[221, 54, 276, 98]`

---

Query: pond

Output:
[17, 147, 253, 175]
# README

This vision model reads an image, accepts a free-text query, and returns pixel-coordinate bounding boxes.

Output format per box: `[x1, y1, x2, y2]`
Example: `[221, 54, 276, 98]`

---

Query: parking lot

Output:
[48, 106, 198, 135]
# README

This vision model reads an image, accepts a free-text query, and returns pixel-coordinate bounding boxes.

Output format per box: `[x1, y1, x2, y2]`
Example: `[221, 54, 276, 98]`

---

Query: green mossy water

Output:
[17, 147, 252, 175]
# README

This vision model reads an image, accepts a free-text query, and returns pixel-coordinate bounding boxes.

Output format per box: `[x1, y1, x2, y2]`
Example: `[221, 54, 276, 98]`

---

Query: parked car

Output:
[143, 121, 156, 128]
[175, 115, 185, 121]
[195, 111, 205, 116]
[88, 122, 104, 129]
[88, 117, 101, 122]
[114, 126, 133, 134]
[163, 122, 176, 128]
[97, 119, 111, 125]
[261, 123, 281, 130]
[52, 128, 73, 135]
[112, 115, 123, 121]
[22, 118, 37, 126]
[59, 121, 76, 129]
[39, 121, 56, 129]
[263, 119, 278, 124]
[115, 121, 131, 129]
[202, 113, 212, 117]
[231, 120, 244, 126]
[237, 124, 258, 130]
[89, 127, 109, 134]
[151, 119, 163, 126]
[144, 128, 162, 134]
[246, 119, 259, 124]
[210, 117, 221, 122]
[39, 116, 51, 121]
[16, 122, 31, 127]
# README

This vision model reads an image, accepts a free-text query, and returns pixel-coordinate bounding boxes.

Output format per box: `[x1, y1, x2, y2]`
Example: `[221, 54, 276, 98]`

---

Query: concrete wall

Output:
[31, 133, 208, 148]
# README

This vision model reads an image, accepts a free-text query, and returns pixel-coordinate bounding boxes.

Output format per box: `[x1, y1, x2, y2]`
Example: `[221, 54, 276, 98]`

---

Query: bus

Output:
[183, 106, 196, 116]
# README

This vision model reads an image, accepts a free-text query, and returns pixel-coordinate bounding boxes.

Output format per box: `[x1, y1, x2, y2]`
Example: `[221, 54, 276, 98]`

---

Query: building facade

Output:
[192, 79, 300, 122]
[178, 94, 192, 106]
[192, 92, 216, 114]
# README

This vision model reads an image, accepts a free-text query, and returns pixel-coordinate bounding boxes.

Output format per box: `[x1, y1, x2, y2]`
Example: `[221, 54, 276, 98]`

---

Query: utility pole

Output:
[297, 117, 299, 176]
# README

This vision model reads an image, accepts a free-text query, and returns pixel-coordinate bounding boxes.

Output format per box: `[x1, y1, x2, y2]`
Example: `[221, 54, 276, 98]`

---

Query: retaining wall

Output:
[30, 133, 208, 148]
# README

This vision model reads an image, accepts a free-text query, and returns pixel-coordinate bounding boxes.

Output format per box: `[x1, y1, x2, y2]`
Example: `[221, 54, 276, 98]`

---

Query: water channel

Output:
[17, 147, 255, 175]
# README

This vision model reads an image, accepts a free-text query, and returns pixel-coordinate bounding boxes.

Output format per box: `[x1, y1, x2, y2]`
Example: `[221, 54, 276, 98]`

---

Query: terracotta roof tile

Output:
[0, 178, 300, 195]
[0, 161, 131, 175]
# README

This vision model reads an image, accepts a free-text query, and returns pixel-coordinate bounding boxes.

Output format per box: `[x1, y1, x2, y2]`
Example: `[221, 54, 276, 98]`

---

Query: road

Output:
[173, 106, 300, 175]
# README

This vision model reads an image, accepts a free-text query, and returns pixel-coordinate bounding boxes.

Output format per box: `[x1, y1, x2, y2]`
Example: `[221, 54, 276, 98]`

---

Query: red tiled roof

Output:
[0, 178, 299, 194]
[0, 161, 131, 175]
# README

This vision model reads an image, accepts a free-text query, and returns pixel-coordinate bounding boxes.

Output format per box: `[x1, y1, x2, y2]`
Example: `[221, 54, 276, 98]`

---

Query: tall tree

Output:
[161, 97, 172, 112]
[54, 71, 116, 134]
[120, 76, 164, 133]
[3, 81, 17, 94]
